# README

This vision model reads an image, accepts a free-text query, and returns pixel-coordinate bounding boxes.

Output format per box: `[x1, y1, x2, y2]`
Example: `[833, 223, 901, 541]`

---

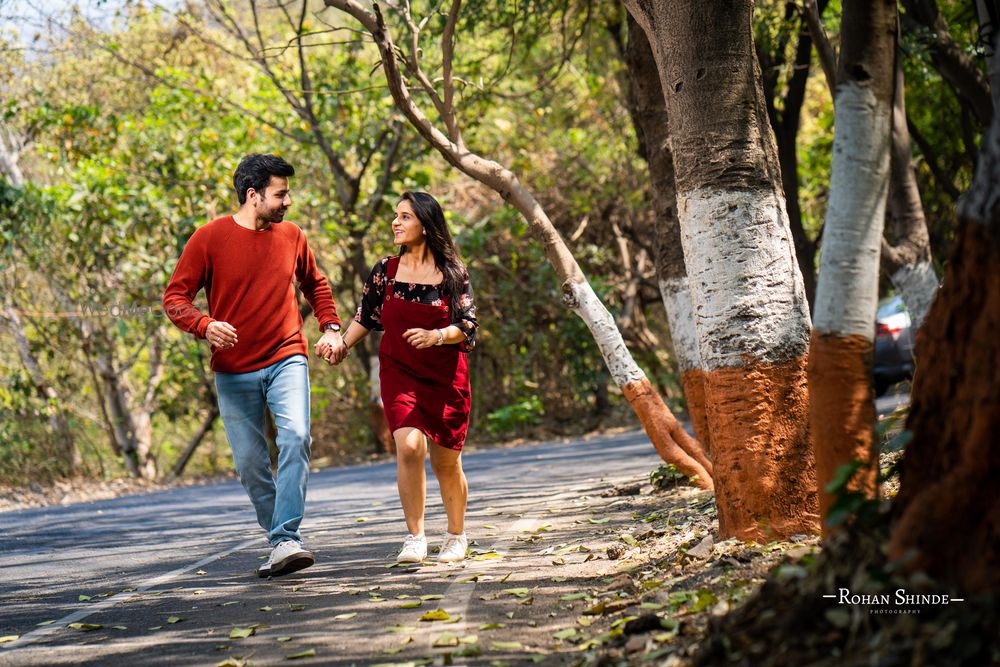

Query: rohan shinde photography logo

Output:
[824, 588, 965, 614]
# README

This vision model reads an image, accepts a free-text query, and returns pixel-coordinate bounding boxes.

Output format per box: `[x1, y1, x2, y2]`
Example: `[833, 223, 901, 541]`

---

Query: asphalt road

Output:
[0, 429, 668, 666]
[0, 391, 910, 666]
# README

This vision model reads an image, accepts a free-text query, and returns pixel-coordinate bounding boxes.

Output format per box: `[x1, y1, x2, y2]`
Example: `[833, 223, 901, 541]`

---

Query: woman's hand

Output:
[315, 331, 349, 365]
[404, 328, 441, 349]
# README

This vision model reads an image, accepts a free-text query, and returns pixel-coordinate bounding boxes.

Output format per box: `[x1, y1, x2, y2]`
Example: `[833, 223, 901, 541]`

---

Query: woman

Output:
[323, 191, 477, 563]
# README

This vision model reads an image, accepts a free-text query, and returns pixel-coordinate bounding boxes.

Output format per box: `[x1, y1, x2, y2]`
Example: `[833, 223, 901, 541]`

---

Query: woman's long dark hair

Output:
[398, 191, 466, 318]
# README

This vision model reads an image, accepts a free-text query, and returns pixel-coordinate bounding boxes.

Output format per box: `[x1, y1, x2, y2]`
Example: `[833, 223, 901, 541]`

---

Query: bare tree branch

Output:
[440, 0, 462, 145]
[801, 0, 837, 93]
[907, 115, 961, 200]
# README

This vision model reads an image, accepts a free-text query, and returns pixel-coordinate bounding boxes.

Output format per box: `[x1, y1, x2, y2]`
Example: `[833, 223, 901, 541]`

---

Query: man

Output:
[163, 154, 348, 577]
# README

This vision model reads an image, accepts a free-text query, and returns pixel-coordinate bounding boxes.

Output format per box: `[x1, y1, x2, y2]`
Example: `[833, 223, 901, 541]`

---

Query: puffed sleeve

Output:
[452, 272, 478, 352]
[354, 258, 389, 331]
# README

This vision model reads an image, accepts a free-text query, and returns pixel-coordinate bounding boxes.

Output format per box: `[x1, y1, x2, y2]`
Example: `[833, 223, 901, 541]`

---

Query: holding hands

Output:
[315, 330, 349, 366]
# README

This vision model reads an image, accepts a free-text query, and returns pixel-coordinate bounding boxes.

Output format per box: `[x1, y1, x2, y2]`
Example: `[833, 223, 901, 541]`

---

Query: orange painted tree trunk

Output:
[888, 65, 1000, 593]
[808, 0, 896, 526]
[624, 0, 818, 540]
[620, 14, 711, 453]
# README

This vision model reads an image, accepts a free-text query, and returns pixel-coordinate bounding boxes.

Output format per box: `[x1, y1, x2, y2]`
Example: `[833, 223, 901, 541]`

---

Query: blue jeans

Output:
[214, 354, 312, 545]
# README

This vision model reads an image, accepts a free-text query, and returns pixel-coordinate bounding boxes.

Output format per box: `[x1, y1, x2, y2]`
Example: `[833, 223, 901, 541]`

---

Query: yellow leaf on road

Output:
[419, 609, 450, 622]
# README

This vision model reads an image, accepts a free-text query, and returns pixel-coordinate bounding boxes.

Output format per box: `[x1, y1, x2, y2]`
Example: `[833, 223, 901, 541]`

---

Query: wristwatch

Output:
[323, 323, 341, 333]
[435, 328, 445, 346]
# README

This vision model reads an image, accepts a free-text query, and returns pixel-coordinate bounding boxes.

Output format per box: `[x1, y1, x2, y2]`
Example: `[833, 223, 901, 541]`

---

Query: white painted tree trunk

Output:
[658, 278, 701, 374]
[813, 82, 892, 339]
[889, 260, 938, 329]
[678, 189, 811, 369]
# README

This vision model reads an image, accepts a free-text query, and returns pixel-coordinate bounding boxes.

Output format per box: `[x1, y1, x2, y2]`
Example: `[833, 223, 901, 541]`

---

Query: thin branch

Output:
[363, 121, 406, 225]
[57, 16, 317, 146]
[399, 0, 450, 122]
[801, 0, 837, 94]
[440, 0, 462, 144]
[907, 115, 962, 200]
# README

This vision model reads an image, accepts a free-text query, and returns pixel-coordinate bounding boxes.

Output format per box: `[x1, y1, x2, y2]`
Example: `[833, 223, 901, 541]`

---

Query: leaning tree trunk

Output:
[888, 69, 1000, 593]
[881, 52, 939, 329]
[625, 0, 817, 540]
[621, 14, 710, 454]
[808, 0, 896, 525]
[326, 0, 714, 489]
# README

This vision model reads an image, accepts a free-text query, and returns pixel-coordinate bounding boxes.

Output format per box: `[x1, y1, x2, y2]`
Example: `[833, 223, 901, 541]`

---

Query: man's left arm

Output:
[296, 233, 348, 364]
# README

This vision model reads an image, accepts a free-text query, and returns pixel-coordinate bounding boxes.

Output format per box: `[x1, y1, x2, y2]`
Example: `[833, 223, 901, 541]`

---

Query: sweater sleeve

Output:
[163, 228, 214, 339]
[295, 230, 341, 331]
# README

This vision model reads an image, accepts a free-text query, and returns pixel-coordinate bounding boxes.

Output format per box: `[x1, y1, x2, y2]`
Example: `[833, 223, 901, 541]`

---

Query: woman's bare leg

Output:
[394, 428, 428, 536]
[429, 445, 467, 535]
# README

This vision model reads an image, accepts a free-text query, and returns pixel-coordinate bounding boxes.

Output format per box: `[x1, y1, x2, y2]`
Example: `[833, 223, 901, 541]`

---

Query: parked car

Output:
[873, 295, 915, 396]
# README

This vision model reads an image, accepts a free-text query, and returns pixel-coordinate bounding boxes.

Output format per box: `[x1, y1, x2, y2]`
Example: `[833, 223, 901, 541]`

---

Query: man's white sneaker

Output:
[438, 533, 468, 563]
[259, 540, 314, 578]
[396, 534, 428, 563]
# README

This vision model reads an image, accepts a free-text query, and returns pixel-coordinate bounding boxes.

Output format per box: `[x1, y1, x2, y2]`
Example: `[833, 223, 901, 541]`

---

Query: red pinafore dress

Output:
[378, 256, 471, 450]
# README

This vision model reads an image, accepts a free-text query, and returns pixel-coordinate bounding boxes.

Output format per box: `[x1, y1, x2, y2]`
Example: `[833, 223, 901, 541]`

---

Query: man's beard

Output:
[261, 205, 287, 223]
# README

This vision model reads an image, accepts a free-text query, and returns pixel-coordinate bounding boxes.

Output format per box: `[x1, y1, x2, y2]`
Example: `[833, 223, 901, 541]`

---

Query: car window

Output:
[877, 296, 907, 319]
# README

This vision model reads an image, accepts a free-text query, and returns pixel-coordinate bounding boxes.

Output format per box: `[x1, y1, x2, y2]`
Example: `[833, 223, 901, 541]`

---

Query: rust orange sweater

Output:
[163, 216, 340, 373]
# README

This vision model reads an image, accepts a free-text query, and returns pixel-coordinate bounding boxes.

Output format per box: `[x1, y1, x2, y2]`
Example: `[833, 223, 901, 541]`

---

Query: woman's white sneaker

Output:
[396, 534, 428, 563]
[438, 533, 468, 563]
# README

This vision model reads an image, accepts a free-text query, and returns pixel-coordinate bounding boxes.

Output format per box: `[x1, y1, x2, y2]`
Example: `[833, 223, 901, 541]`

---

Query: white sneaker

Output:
[259, 540, 314, 578]
[396, 534, 428, 563]
[438, 533, 468, 563]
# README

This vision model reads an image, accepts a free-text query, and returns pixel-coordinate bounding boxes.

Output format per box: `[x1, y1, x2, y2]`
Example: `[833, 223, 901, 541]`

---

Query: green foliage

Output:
[485, 395, 544, 434]
[649, 464, 685, 490]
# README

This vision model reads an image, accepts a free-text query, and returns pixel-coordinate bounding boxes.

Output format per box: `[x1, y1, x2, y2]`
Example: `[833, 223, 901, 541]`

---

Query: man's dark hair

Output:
[233, 154, 295, 205]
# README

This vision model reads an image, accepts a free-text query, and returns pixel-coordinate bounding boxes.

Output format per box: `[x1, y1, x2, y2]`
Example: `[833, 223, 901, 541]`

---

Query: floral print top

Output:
[355, 257, 478, 352]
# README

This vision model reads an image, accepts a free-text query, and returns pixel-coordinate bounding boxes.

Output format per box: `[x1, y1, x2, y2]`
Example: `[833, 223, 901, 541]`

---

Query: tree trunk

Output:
[621, 14, 710, 454]
[326, 0, 714, 489]
[170, 404, 220, 479]
[761, 4, 827, 310]
[625, 0, 817, 540]
[809, 0, 896, 526]
[881, 52, 938, 330]
[888, 73, 1000, 592]
[95, 347, 157, 479]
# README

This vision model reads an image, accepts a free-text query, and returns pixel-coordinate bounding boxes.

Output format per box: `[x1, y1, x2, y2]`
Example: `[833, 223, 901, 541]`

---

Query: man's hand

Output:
[403, 328, 441, 349]
[206, 321, 238, 349]
[315, 330, 349, 366]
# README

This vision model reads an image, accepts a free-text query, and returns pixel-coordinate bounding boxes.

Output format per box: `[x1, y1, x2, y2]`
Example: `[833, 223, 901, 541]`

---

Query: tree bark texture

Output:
[622, 14, 710, 454]
[808, 0, 896, 527]
[759, 3, 828, 310]
[882, 54, 939, 330]
[889, 76, 1000, 592]
[625, 0, 817, 541]
[326, 0, 714, 489]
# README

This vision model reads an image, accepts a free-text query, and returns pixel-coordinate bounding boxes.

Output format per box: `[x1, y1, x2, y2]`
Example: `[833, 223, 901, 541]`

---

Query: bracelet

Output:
[435, 329, 445, 346]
